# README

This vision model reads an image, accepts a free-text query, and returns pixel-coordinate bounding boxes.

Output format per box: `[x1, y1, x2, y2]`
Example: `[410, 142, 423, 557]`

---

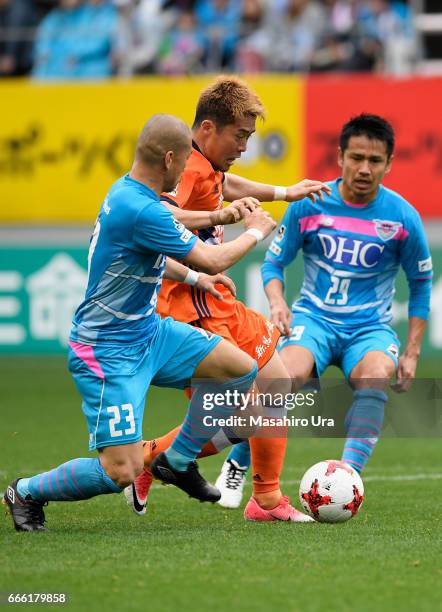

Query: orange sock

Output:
[143, 427, 180, 466]
[249, 435, 287, 495]
[143, 427, 220, 468]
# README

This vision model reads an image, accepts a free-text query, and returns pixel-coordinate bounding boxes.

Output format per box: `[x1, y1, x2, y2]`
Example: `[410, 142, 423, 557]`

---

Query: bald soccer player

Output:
[4, 114, 278, 532]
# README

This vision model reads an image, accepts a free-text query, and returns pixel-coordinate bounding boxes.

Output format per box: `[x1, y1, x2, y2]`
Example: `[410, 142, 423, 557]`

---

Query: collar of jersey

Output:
[123, 173, 160, 200]
[333, 178, 384, 210]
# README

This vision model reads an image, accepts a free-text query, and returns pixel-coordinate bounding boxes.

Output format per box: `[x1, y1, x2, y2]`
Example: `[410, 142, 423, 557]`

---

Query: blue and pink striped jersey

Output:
[70, 174, 197, 346]
[262, 179, 432, 326]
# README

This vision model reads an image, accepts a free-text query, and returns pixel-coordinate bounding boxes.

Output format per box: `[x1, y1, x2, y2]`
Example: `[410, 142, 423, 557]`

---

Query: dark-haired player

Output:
[217, 113, 432, 508]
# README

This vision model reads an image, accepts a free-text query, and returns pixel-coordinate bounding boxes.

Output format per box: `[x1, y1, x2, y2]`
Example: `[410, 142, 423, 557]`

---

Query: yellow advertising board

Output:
[0, 76, 304, 223]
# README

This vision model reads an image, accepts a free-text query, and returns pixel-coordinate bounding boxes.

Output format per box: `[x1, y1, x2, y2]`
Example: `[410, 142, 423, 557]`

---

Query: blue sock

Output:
[166, 363, 258, 470]
[17, 458, 122, 502]
[341, 388, 387, 473]
[227, 441, 251, 470]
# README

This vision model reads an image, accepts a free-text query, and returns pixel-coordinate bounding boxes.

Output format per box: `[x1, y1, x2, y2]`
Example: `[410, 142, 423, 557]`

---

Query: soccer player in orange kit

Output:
[127, 76, 330, 522]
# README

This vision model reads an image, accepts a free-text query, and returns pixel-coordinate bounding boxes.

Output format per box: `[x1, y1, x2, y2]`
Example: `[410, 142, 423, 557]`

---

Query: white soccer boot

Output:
[215, 459, 248, 509]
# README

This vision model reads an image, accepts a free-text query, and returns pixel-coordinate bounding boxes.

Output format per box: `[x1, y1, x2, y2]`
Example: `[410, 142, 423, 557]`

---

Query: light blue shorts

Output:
[68, 317, 222, 451]
[278, 312, 399, 379]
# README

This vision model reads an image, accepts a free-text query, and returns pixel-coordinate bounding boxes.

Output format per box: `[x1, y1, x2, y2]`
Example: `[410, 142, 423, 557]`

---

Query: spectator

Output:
[32, 0, 118, 80]
[78, 0, 119, 77]
[114, 0, 174, 76]
[158, 9, 204, 75]
[195, 0, 241, 70]
[241, 0, 327, 72]
[240, 0, 265, 38]
[32, 0, 84, 80]
[358, 0, 418, 74]
[309, 31, 354, 72]
[310, 0, 361, 72]
[0, 0, 37, 76]
[235, 0, 266, 73]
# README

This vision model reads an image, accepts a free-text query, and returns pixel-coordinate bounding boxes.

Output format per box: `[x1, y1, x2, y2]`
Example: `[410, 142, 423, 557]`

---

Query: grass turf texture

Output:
[1, 356, 441, 612]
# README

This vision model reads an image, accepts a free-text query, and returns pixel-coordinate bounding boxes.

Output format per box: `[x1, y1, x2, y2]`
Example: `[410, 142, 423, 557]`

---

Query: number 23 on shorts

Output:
[107, 404, 135, 437]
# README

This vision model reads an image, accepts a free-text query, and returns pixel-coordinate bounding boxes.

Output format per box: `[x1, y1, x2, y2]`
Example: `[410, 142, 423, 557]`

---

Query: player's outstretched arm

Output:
[162, 197, 258, 230]
[223, 174, 331, 203]
[264, 279, 292, 335]
[164, 258, 236, 300]
[183, 207, 277, 275]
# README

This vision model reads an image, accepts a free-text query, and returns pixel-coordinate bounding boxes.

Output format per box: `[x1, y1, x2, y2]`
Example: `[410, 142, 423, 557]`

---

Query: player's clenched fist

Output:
[218, 197, 260, 224]
[245, 207, 277, 238]
[287, 180, 331, 203]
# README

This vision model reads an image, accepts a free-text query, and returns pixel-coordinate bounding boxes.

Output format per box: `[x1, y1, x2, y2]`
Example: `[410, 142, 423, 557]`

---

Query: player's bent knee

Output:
[217, 344, 256, 379]
[350, 351, 396, 384]
[353, 360, 396, 382]
[101, 465, 133, 488]
[115, 474, 133, 489]
[106, 464, 142, 488]
[279, 346, 315, 386]
[99, 454, 144, 488]
[195, 339, 256, 379]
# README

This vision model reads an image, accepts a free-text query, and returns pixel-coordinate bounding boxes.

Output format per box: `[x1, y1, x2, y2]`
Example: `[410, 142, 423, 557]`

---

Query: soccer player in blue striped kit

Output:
[216, 114, 433, 509]
[3, 113, 278, 531]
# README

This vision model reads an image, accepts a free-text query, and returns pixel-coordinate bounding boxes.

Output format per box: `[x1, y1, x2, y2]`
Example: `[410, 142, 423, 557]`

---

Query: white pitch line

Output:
[281, 473, 442, 486]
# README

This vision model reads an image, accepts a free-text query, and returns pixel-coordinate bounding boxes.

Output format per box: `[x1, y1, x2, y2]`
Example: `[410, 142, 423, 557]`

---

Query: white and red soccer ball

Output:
[299, 460, 364, 523]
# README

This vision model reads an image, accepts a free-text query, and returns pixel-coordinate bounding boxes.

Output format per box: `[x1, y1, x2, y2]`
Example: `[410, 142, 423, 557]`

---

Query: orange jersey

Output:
[158, 142, 237, 322]
[157, 142, 280, 370]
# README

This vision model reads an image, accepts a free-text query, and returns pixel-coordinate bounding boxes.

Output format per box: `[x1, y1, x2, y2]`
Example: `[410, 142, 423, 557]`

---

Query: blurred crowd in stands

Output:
[0, 0, 418, 79]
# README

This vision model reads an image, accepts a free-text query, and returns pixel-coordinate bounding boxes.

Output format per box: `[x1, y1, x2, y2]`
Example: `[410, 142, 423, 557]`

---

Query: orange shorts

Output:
[192, 301, 280, 370]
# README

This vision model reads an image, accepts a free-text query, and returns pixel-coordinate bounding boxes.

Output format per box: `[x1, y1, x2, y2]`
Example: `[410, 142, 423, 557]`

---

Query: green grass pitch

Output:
[1, 356, 441, 611]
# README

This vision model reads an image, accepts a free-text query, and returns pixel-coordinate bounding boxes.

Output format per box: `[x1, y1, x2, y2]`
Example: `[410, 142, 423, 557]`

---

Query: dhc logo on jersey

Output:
[318, 233, 385, 268]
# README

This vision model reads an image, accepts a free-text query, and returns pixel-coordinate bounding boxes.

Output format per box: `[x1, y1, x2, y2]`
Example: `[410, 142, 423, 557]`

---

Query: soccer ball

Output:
[299, 460, 364, 523]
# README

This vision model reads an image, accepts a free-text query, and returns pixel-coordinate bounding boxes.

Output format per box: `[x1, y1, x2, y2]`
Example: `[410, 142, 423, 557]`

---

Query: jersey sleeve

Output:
[133, 201, 197, 259]
[261, 203, 303, 288]
[400, 208, 433, 320]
